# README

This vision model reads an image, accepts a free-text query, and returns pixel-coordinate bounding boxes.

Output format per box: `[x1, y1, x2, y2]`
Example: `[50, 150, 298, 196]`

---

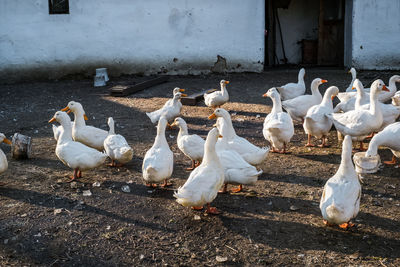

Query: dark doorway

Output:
[265, 0, 345, 67]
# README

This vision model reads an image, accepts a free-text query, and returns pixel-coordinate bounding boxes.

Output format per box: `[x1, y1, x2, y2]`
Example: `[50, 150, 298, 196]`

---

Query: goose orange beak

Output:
[48, 117, 56, 123]
[352, 86, 356, 90]
[179, 89, 185, 92]
[382, 85, 389, 92]
[181, 93, 187, 97]
[225, 81, 230, 84]
[218, 135, 223, 138]
[331, 95, 336, 100]
[208, 113, 217, 120]
[262, 93, 268, 98]
[321, 80, 328, 83]
[3, 138, 11, 145]
[61, 106, 69, 112]
[84, 114, 89, 120]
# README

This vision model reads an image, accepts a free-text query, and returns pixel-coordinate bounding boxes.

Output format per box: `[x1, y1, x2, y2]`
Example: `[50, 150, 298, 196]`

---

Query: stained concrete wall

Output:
[0, 0, 264, 81]
[351, 0, 400, 70]
[275, 0, 320, 64]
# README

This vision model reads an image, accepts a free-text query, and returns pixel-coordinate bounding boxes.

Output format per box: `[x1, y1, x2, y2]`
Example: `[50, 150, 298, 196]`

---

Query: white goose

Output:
[262, 87, 294, 153]
[338, 75, 400, 104]
[174, 128, 225, 215]
[216, 136, 262, 193]
[49, 111, 107, 181]
[345, 67, 357, 92]
[204, 80, 230, 108]
[392, 91, 400, 106]
[303, 86, 339, 147]
[282, 78, 327, 122]
[327, 80, 389, 151]
[104, 117, 133, 167]
[320, 135, 361, 229]
[61, 101, 108, 151]
[334, 79, 369, 113]
[276, 68, 306, 101]
[170, 117, 204, 170]
[209, 108, 269, 165]
[142, 116, 173, 188]
[0, 133, 11, 174]
[146, 92, 186, 124]
[366, 122, 400, 167]
[379, 75, 400, 102]
[165, 87, 185, 106]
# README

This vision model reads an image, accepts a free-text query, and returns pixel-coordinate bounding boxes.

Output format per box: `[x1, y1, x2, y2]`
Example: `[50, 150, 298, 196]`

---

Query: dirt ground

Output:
[0, 69, 399, 266]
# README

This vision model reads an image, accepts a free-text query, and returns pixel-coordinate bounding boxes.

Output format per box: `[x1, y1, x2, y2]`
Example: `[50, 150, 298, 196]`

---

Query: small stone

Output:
[70, 182, 78, 189]
[169, 135, 175, 139]
[194, 215, 201, 220]
[106, 225, 111, 230]
[216, 256, 228, 263]
[289, 205, 299, 211]
[267, 200, 272, 206]
[237, 118, 244, 122]
[92, 181, 101, 187]
[231, 112, 237, 116]
[121, 185, 131, 193]
[34, 130, 39, 134]
[33, 233, 41, 237]
[349, 254, 358, 259]
[256, 114, 260, 118]
[20, 213, 27, 217]
[82, 190, 92, 196]
[126, 180, 134, 184]
[54, 208, 63, 215]
[297, 254, 305, 258]
[3, 239, 8, 244]
[67, 221, 73, 226]
[388, 184, 396, 189]
[395, 165, 399, 169]
[139, 254, 145, 260]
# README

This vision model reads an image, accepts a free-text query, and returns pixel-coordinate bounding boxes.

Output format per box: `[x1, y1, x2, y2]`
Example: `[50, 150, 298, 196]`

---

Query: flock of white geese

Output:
[1, 68, 399, 229]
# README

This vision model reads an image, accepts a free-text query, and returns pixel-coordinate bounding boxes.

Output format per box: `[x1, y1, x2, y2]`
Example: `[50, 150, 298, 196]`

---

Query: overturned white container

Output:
[94, 75, 106, 87]
[353, 152, 381, 174]
[96, 68, 109, 82]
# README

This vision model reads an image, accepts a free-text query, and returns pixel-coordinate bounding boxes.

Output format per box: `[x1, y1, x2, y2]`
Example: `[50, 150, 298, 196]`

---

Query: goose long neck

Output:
[220, 83, 227, 95]
[58, 119, 73, 145]
[108, 121, 115, 135]
[369, 89, 380, 116]
[354, 85, 366, 110]
[271, 94, 283, 113]
[298, 70, 305, 85]
[311, 82, 322, 98]
[177, 123, 188, 139]
[202, 138, 219, 165]
[389, 76, 398, 92]
[221, 113, 236, 139]
[73, 109, 86, 127]
[321, 92, 333, 109]
[337, 137, 356, 175]
[154, 123, 168, 147]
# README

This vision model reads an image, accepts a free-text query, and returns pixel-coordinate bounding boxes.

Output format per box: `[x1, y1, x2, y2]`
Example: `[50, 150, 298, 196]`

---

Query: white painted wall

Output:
[352, 0, 400, 70]
[0, 0, 264, 81]
[275, 0, 319, 64]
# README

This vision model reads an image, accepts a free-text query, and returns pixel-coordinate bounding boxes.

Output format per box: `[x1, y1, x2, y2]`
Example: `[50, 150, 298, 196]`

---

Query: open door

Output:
[317, 0, 345, 66]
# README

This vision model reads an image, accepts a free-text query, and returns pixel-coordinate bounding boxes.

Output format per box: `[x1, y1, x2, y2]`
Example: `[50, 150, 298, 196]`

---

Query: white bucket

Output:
[94, 75, 106, 87]
[96, 68, 109, 81]
[353, 152, 381, 174]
